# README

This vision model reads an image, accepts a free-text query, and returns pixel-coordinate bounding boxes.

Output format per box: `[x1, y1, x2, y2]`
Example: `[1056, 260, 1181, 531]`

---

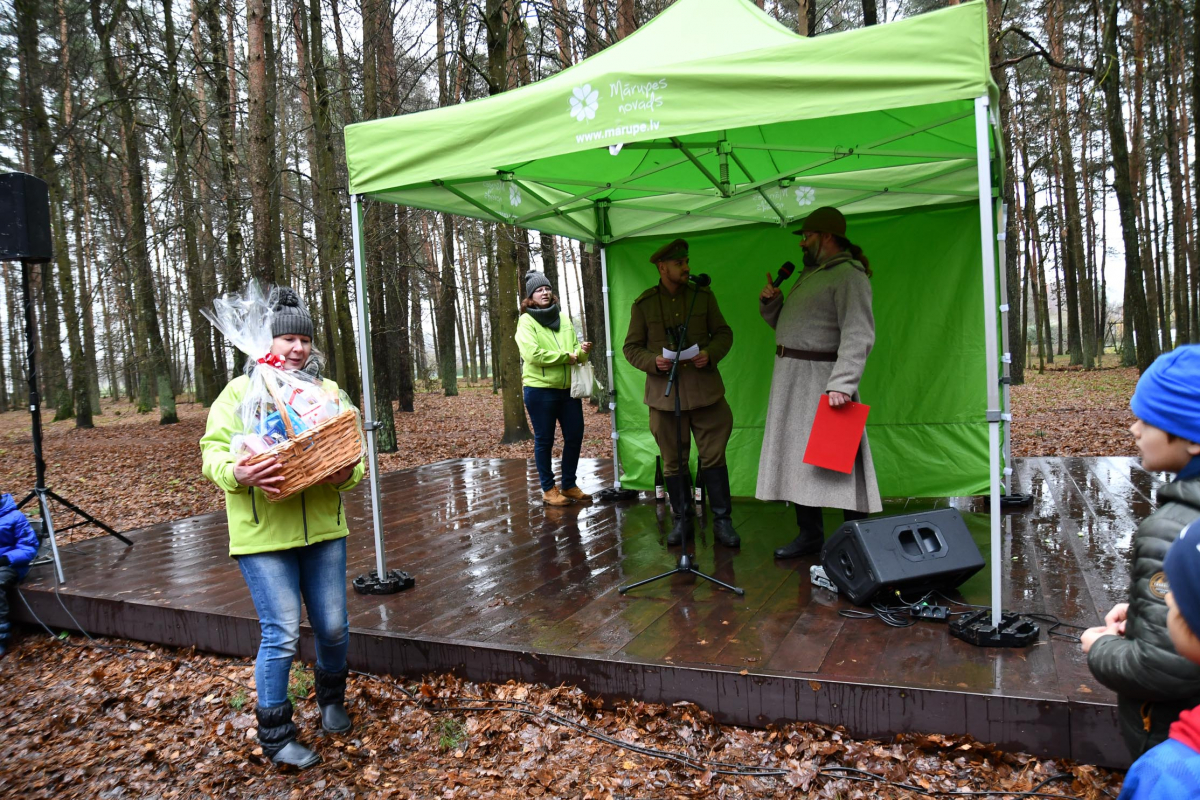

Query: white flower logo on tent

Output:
[508, 183, 523, 208]
[569, 84, 599, 122]
[794, 185, 816, 206]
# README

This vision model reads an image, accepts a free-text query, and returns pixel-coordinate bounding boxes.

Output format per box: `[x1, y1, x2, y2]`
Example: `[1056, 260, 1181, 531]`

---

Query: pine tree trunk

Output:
[91, 3, 177, 422]
[246, 0, 283, 286]
[1101, 0, 1155, 371]
[861, 0, 877, 26]
[580, 243, 609, 410]
[438, 214, 460, 396]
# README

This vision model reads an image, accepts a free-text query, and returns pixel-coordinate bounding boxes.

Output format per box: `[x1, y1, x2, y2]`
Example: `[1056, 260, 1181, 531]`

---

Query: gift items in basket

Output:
[202, 284, 364, 501]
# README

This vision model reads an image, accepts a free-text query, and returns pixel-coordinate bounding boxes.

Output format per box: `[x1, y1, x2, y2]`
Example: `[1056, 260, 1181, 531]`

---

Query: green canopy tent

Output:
[342, 0, 1011, 620]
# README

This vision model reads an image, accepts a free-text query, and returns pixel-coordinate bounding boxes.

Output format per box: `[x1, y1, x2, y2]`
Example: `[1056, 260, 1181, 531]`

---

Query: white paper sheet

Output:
[662, 343, 700, 361]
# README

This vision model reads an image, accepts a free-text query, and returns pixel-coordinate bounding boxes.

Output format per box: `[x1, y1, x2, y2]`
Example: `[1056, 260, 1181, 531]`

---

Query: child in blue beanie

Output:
[1117, 522, 1200, 798]
[0, 493, 40, 659]
[1084, 345, 1200, 759]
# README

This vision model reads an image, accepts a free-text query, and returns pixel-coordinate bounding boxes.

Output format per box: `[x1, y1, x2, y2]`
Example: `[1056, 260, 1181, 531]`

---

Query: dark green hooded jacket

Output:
[1087, 476, 1200, 758]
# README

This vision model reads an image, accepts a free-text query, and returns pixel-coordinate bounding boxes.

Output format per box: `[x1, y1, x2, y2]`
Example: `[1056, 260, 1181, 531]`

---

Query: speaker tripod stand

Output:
[619, 284, 743, 597]
[2, 182, 131, 583]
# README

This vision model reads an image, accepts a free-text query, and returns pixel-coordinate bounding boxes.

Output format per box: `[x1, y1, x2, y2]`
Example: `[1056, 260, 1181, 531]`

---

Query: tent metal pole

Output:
[997, 200, 1013, 494]
[974, 96, 1003, 628]
[350, 193, 388, 580]
[599, 245, 621, 488]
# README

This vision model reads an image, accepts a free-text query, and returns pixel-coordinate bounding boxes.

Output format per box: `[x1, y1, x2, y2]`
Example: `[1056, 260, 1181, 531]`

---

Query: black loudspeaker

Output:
[0, 172, 53, 263]
[820, 508, 984, 606]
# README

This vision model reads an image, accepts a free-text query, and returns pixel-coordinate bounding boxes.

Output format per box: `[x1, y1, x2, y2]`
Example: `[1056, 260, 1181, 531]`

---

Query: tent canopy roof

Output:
[343, 0, 997, 242]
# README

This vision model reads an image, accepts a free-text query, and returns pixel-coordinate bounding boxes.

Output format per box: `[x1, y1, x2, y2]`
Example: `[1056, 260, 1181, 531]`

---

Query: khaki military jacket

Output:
[622, 282, 733, 411]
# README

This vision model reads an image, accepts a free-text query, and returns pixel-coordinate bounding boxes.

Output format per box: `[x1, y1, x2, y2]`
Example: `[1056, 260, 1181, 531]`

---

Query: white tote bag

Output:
[571, 363, 595, 399]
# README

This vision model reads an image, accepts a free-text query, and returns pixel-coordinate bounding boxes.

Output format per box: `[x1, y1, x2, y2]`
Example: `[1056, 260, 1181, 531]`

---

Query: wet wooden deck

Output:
[16, 456, 1155, 768]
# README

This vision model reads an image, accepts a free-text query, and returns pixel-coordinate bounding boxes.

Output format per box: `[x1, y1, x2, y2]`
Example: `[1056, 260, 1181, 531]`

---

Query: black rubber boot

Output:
[256, 700, 321, 768]
[704, 465, 739, 548]
[774, 504, 825, 560]
[315, 665, 352, 734]
[665, 475, 691, 546]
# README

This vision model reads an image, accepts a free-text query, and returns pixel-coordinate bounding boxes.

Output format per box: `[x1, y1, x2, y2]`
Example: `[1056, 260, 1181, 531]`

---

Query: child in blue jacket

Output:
[1119, 521, 1200, 798]
[0, 493, 41, 658]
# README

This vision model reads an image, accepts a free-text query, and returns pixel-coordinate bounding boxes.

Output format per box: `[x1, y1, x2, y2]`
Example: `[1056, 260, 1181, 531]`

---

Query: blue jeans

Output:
[237, 537, 349, 708]
[523, 386, 584, 492]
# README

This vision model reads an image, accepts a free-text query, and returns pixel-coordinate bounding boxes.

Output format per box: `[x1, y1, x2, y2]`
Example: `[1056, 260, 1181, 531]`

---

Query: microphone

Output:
[772, 261, 796, 288]
[688, 273, 712, 287]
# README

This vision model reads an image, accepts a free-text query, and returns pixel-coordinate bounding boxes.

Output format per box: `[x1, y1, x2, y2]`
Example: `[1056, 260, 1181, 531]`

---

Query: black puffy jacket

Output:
[1087, 476, 1200, 758]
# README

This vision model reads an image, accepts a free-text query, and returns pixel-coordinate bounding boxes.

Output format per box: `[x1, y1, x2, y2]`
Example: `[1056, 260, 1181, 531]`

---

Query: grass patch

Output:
[288, 664, 314, 706]
[436, 717, 467, 751]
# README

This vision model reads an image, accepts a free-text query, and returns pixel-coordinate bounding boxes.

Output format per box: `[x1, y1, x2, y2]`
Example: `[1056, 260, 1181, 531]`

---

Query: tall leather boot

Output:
[665, 474, 691, 546]
[774, 504, 825, 560]
[255, 700, 320, 768]
[704, 465, 740, 548]
[315, 665, 352, 734]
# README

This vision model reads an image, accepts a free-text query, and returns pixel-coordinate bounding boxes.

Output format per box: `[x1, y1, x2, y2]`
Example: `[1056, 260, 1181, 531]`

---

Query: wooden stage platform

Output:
[16, 456, 1153, 768]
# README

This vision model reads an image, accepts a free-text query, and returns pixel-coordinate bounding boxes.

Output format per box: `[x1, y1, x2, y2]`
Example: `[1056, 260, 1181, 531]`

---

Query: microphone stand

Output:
[620, 280, 743, 597]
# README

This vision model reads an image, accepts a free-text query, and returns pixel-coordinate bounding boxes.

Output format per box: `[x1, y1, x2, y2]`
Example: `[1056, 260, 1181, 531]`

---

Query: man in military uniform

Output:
[623, 238, 738, 547]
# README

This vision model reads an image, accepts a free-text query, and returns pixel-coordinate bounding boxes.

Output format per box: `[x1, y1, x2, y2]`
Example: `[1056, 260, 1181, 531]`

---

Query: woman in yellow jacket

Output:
[516, 272, 592, 506]
[200, 288, 363, 769]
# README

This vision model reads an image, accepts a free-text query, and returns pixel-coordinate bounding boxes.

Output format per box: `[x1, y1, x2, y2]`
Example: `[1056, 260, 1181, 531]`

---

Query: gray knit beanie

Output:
[524, 271, 552, 300]
[270, 287, 314, 338]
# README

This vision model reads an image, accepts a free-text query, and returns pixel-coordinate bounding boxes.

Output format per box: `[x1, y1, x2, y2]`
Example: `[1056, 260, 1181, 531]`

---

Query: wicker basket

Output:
[244, 381, 363, 502]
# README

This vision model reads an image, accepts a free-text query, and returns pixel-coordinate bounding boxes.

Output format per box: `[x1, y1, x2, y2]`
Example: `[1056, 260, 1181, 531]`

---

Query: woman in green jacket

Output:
[200, 288, 363, 769]
[516, 272, 592, 506]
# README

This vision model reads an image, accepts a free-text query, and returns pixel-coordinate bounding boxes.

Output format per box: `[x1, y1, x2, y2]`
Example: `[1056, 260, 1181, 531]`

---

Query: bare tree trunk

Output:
[15, 0, 73, 420]
[616, 0, 635, 39]
[90, 0, 178, 422]
[861, 0, 877, 26]
[246, 0, 283, 286]
[798, 0, 816, 36]
[163, 0, 216, 406]
[580, 243, 609, 409]
[1101, 0, 1155, 370]
[485, 0, 530, 441]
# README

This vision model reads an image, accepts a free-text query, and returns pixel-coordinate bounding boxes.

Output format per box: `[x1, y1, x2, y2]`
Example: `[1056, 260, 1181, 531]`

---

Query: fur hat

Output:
[794, 206, 847, 237]
[270, 287, 314, 339]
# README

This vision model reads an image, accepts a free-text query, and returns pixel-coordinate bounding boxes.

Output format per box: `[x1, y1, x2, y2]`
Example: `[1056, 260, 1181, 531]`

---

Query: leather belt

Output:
[776, 345, 837, 362]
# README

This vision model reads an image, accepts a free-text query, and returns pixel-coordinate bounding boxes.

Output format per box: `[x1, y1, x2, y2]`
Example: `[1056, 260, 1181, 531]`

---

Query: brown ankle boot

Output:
[543, 486, 573, 506]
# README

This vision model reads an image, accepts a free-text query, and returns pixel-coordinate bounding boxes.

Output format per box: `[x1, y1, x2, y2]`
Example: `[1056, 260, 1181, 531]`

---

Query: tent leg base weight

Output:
[593, 487, 640, 502]
[949, 610, 1039, 647]
[353, 570, 415, 595]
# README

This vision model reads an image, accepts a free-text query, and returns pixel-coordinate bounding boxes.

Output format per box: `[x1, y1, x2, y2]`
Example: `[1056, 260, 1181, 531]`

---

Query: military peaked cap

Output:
[649, 238, 689, 264]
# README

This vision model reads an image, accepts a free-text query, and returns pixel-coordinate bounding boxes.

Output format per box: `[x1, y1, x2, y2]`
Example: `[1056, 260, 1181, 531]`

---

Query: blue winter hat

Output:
[1165, 520, 1200, 639]
[1130, 345, 1200, 443]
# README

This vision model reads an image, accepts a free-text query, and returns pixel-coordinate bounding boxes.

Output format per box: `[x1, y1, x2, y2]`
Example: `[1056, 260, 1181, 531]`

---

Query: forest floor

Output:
[0, 360, 1138, 798]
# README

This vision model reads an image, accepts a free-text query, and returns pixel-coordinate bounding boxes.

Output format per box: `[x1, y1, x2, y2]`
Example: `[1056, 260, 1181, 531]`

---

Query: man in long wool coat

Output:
[757, 207, 882, 560]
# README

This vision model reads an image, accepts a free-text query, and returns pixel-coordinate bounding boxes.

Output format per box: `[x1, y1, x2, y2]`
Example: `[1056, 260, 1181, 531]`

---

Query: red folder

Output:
[802, 398, 870, 474]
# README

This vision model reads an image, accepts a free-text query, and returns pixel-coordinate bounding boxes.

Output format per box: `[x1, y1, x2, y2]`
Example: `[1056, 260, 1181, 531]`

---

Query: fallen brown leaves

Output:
[1009, 357, 1140, 458]
[0, 385, 610, 543]
[0, 632, 1123, 799]
[0, 364, 1144, 544]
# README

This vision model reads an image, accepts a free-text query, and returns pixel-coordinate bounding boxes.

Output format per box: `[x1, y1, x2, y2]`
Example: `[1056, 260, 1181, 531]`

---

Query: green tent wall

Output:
[609, 203, 992, 499]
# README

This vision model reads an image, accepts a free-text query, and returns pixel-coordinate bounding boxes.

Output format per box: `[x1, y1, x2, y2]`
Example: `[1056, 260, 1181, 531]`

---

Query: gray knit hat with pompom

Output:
[270, 287, 314, 338]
